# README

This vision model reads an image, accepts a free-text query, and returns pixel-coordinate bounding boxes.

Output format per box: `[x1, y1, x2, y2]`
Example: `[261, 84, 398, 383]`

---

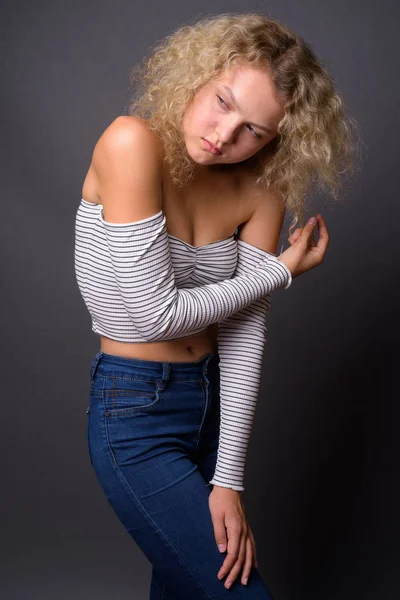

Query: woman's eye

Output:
[247, 125, 261, 139]
[217, 95, 261, 139]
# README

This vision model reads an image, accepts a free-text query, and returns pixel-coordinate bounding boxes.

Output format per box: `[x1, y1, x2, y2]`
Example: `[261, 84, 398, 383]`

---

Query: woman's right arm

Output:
[90, 117, 301, 342]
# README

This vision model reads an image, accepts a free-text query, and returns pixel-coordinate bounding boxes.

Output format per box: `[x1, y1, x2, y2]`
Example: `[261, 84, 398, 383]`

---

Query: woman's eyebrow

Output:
[221, 84, 273, 134]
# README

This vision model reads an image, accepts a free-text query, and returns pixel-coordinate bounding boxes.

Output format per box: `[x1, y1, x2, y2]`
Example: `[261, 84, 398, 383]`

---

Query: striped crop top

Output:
[74, 198, 292, 490]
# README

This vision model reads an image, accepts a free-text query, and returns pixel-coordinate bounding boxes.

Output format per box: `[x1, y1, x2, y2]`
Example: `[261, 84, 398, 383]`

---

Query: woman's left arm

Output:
[209, 189, 286, 491]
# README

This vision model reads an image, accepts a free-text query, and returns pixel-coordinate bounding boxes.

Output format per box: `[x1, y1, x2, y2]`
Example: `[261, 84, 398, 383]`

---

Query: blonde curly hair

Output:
[127, 12, 360, 236]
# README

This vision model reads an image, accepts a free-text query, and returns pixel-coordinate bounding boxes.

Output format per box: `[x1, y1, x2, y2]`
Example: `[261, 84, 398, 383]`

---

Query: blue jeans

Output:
[86, 350, 274, 599]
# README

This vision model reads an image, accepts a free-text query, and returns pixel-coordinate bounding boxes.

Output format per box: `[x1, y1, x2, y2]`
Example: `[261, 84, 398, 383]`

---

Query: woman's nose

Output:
[215, 127, 235, 144]
[216, 115, 242, 144]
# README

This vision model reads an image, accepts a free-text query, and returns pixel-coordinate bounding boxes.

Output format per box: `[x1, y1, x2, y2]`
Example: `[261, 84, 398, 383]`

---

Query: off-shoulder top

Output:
[74, 198, 292, 490]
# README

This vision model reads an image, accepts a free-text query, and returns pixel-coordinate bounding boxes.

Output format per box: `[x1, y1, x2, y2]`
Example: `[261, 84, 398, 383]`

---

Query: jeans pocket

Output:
[103, 376, 162, 416]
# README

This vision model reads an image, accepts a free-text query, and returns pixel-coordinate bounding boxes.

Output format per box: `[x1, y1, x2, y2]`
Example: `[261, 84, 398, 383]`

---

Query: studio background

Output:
[2, 0, 399, 598]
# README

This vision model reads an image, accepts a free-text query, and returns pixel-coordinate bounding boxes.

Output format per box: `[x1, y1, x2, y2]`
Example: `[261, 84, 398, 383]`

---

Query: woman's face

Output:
[182, 62, 285, 167]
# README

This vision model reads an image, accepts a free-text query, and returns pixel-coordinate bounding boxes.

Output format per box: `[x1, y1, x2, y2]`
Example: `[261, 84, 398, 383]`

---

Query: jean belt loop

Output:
[159, 361, 171, 392]
[90, 351, 103, 382]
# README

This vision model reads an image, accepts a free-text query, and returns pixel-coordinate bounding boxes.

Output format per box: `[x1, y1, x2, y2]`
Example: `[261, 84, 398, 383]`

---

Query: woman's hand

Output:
[278, 213, 329, 278]
[209, 486, 257, 589]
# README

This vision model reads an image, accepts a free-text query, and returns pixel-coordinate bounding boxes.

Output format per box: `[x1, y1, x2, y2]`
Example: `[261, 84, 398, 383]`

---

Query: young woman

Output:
[75, 13, 357, 599]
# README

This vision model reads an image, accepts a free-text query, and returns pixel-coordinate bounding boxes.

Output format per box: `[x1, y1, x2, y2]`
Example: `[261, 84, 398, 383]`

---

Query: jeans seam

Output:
[195, 379, 207, 451]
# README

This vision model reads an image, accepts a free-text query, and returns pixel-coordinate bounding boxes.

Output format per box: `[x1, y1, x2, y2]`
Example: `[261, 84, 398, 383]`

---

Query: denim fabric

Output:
[86, 350, 274, 599]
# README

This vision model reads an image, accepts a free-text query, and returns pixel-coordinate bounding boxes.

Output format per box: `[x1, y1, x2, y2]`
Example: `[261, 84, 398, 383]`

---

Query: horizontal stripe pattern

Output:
[210, 241, 277, 491]
[74, 199, 291, 342]
[74, 198, 292, 490]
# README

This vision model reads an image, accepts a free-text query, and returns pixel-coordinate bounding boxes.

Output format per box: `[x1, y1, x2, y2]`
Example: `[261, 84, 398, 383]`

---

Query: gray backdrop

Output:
[2, 0, 399, 598]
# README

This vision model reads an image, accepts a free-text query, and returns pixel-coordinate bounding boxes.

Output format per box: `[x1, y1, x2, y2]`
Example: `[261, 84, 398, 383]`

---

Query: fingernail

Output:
[226, 582, 232, 589]
[308, 217, 316, 225]
[243, 578, 248, 585]
[218, 544, 225, 552]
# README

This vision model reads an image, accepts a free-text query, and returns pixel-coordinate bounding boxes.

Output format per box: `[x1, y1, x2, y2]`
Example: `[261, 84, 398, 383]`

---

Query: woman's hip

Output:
[86, 349, 220, 498]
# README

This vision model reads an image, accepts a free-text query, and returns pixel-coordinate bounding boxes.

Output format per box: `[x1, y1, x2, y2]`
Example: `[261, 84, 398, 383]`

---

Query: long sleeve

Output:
[101, 207, 292, 341]
[209, 239, 280, 491]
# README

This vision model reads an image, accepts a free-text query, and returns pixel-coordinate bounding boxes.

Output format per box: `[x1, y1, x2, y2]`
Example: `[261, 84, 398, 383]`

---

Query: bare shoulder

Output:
[236, 172, 286, 254]
[93, 115, 163, 165]
[90, 116, 164, 222]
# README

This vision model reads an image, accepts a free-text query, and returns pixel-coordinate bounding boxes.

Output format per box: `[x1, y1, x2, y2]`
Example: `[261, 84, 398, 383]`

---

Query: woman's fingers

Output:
[240, 536, 254, 585]
[288, 228, 302, 245]
[300, 216, 323, 257]
[222, 531, 247, 589]
[289, 216, 327, 251]
[219, 530, 255, 589]
[306, 214, 329, 268]
[217, 523, 242, 583]
[314, 213, 329, 253]
[300, 216, 318, 243]
[304, 214, 328, 265]
[307, 225, 316, 249]
[279, 213, 329, 277]
[210, 489, 258, 589]
[212, 512, 227, 554]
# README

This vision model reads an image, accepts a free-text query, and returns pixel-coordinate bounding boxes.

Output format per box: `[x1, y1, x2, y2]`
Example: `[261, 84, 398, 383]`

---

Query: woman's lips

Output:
[203, 139, 223, 155]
